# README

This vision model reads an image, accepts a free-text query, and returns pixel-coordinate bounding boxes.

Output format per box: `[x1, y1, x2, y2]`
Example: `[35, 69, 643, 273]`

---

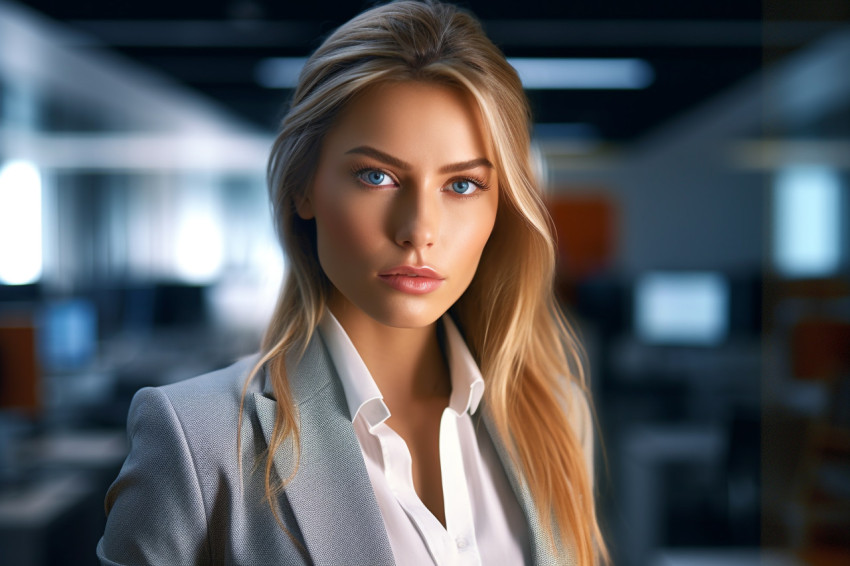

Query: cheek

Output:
[450, 200, 497, 260]
[313, 188, 385, 270]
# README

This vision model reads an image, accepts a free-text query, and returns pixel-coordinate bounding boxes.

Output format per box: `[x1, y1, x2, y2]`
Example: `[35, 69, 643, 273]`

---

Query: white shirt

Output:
[318, 311, 530, 566]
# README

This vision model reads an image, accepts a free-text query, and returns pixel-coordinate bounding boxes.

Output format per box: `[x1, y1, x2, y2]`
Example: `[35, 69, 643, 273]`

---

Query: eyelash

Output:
[349, 164, 491, 197]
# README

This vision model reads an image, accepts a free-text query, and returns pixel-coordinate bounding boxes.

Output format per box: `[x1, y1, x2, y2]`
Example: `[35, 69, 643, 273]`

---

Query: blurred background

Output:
[0, 1, 848, 564]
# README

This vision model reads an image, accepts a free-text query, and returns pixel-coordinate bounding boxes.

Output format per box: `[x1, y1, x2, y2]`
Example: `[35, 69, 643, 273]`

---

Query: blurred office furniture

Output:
[566, 24, 850, 564]
[721, 409, 761, 545]
[0, 430, 127, 566]
[0, 305, 128, 565]
[759, 276, 850, 566]
[0, 473, 101, 566]
[0, 284, 42, 304]
[652, 548, 802, 566]
[789, 317, 850, 561]
[0, 320, 41, 416]
[610, 342, 762, 566]
[622, 425, 725, 566]
[603, 268, 763, 566]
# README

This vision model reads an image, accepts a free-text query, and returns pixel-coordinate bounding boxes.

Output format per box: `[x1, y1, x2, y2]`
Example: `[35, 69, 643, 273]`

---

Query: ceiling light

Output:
[509, 58, 654, 89]
[255, 57, 654, 90]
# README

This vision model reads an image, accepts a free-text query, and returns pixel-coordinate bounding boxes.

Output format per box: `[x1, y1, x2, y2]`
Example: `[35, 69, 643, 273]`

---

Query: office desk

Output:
[0, 473, 99, 566]
[0, 430, 127, 566]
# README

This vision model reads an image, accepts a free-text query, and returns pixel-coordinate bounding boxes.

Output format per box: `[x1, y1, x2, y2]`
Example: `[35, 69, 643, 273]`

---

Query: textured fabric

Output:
[97, 332, 589, 565]
[97, 355, 313, 566]
[319, 311, 529, 565]
[480, 380, 594, 566]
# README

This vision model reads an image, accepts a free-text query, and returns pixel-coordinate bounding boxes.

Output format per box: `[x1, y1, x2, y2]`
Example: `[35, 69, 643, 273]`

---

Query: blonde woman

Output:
[98, 1, 606, 564]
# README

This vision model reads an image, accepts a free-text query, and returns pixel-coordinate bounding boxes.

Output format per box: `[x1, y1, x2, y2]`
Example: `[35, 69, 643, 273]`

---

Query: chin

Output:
[368, 299, 450, 329]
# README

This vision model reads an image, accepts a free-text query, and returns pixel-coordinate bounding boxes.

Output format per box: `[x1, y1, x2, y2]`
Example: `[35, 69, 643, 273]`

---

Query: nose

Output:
[393, 185, 438, 250]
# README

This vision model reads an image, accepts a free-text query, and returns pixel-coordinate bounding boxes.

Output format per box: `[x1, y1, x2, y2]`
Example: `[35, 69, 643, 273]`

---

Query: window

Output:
[773, 166, 842, 278]
[0, 160, 42, 285]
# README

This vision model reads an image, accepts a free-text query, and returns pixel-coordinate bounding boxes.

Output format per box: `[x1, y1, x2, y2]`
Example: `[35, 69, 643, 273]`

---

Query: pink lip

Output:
[379, 265, 444, 279]
[378, 265, 445, 295]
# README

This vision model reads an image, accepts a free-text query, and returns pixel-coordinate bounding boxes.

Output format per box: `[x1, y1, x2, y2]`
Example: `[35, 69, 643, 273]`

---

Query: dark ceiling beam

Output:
[66, 19, 846, 48]
[65, 20, 318, 47]
[486, 20, 847, 47]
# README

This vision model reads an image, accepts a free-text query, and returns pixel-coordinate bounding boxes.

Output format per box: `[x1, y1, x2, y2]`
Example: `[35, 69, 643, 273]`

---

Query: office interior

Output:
[1, 1, 849, 564]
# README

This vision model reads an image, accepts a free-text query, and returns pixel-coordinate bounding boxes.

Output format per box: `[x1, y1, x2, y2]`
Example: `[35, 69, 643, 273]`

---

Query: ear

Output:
[294, 192, 315, 220]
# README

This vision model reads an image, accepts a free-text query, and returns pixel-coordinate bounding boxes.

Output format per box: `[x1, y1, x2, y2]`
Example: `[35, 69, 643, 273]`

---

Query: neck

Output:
[328, 302, 450, 409]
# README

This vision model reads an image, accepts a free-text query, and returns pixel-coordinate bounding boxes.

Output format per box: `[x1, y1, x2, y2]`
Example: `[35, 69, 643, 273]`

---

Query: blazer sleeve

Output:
[97, 386, 210, 566]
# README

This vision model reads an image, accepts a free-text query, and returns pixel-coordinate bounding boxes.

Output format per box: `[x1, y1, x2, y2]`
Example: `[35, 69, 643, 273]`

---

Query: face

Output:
[297, 81, 499, 330]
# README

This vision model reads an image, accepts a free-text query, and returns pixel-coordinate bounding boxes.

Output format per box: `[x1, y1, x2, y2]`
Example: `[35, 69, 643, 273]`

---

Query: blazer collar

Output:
[252, 332, 572, 566]
[252, 333, 395, 566]
[480, 409, 573, 566]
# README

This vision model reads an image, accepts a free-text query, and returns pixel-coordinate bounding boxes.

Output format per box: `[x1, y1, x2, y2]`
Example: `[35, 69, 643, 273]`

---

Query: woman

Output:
[98, 1, 606, 565]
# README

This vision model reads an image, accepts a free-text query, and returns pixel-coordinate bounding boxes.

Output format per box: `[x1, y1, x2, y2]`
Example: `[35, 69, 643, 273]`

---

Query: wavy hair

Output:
[241, 1, 606, 563]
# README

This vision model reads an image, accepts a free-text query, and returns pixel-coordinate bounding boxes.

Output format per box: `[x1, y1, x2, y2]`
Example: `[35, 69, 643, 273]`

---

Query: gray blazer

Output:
[97, 332, 585, 565]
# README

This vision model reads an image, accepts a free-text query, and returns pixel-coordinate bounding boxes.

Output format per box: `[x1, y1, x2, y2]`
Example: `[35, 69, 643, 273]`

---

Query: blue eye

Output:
[357, 169, 394, 187]
[450, 180, 476, 195]
[366, 171, 385, 184]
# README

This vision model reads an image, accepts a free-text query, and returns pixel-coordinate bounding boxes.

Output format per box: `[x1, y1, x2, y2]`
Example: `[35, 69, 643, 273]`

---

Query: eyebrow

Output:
[345, 145, 493, 174]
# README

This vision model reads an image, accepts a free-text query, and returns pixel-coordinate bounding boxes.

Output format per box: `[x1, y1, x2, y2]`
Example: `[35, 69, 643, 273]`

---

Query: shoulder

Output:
[122, 354, 265, 475]
[100, 354, 308, 564]
[156, 353, 260, 406]
[129, 354, 260, 424]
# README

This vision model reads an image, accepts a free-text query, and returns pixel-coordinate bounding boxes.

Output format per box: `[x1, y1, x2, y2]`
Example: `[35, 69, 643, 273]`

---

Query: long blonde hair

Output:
[243, 1, 606, 562]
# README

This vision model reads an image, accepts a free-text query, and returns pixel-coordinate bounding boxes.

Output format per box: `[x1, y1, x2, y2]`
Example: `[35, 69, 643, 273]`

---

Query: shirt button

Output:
[456, 537, 468, 550]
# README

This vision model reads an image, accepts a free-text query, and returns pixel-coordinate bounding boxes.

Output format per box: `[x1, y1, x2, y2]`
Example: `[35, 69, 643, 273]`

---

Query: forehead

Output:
[322, 80, 493, 163]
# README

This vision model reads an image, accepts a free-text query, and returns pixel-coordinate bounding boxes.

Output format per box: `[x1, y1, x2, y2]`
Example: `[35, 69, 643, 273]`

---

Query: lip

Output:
[378, 265, 445, 295]
[378, 265, 445, 279]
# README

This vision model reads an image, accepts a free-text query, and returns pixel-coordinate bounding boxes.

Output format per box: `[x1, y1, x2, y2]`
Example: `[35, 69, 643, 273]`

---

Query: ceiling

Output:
[15, 0, 850, 141]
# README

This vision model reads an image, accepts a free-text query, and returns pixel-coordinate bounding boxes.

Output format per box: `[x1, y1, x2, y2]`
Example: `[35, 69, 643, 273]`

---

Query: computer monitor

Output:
[634, 272, 730, 346]
[38, 298, 97, 373]
[119, 282, 208, 333]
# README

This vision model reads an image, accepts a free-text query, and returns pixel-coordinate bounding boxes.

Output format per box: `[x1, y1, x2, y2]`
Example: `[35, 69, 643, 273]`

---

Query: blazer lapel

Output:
[253, 335, 395, 566]
[481, 409, 575, 566]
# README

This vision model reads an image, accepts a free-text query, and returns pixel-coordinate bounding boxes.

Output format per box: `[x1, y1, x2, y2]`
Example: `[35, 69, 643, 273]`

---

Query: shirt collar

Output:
[317, 310, 485, 431]
[442, 315, 486, 417]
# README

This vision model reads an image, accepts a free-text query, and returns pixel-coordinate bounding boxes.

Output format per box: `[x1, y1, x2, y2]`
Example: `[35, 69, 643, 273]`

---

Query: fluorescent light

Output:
[254, 57, 653, 90]
[0, 160, 42, 285]
[175, 217, 224, 283]
[509, 58, 653, 89]
[174, 185, 225, 284]
[0, 132, 271, 172]
[175, 213, 225, 285]
[773, 165, 842, 277]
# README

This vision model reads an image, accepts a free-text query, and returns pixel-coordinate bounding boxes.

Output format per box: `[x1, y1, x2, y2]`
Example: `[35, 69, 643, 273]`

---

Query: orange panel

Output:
[0, 324, 41, 415]
[547, 193, 617, 279]
[791, 319, 850, 380]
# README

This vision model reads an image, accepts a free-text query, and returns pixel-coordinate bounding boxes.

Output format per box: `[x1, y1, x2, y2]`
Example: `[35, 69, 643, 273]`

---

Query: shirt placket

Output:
[371, 413, 482, 566]
[440, 409, 482, 566]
